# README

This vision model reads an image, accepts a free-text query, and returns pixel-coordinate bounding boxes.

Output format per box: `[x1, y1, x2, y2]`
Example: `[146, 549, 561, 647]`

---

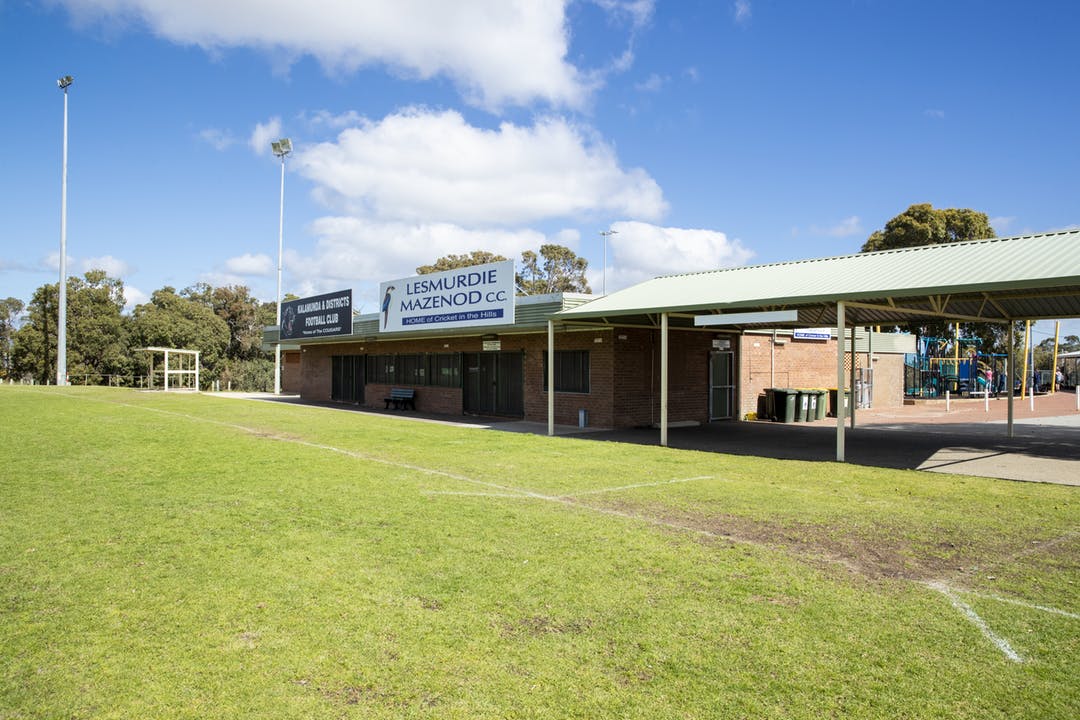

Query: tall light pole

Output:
[271, 138, 292, 395]
[599, 229, 618, 296]
[57, 75, 73, 386]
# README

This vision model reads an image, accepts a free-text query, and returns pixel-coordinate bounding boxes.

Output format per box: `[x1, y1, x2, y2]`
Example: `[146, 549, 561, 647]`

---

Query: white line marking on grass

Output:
[965, 591, 1080, 620]
[934, 585, 1080, 621]
[58, 393, 575, 500]
[67, 389, 1071, 664]
[562, 476, 715, 497]
[63, 391, 1075, 648]
[62, 393, 740, 543]
[926, 581, 1024, 663]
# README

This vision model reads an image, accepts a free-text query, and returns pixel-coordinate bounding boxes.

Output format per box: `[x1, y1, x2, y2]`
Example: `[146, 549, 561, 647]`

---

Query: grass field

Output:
[1, 386, 1077, 719]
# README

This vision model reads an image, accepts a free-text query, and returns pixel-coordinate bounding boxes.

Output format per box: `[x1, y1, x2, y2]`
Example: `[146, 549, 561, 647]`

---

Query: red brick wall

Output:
[522, 327, 718, 428]
[281, 350, 302, 393]
[293, 327, 725, 429]
[737, 335, 905, 418]
[297, 332, 618, 423]
[300, 338, 468, 409]
[612, 329, 657, 427]
[520, 330, 615, 428]
[295, 329, 907, 426]
[365, 382, 462, 414]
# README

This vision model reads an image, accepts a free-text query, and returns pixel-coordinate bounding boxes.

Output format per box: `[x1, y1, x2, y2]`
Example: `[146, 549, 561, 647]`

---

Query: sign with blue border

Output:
[793, 328, 831, 340]
[379, 261, 515, 333]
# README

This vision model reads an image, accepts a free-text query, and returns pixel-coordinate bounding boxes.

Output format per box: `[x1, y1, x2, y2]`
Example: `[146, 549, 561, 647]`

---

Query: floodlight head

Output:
[58, 75, 73, 89]
[272, 137, 292, 157]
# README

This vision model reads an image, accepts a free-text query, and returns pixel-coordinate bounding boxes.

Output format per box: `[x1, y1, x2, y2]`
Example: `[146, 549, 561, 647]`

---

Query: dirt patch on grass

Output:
[594, 498, 1069, 584]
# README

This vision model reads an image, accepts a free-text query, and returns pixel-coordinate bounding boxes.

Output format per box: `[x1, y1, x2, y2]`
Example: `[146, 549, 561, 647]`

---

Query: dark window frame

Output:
[365, 352, 461, 388]
[542, 350, 590, 393]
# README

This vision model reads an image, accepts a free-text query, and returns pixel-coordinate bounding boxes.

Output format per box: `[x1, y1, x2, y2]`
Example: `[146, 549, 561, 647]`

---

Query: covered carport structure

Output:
[546, 229, 1080, 461]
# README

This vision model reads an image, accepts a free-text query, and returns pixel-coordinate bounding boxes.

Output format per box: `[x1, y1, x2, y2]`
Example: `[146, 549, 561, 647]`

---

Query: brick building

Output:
[272, 230, 1080, 462]
[279, 290, 910, 429]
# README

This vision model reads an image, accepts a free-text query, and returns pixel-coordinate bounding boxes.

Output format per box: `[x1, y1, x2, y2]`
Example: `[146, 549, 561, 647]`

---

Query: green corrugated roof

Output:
[555, 230, 1080, 328]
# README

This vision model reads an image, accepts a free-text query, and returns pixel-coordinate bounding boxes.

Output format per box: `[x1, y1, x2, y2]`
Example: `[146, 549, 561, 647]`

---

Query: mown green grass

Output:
[1, 386, 1076, 718]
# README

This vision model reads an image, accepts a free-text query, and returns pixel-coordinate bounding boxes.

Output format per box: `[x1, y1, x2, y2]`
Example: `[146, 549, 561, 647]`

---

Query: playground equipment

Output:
[904, 335, 1006, 399]
[1058, 350, 1079, 390]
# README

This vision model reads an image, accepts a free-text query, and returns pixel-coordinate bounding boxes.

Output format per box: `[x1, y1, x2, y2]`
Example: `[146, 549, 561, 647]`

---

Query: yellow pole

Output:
[1020, 321, 1030, 398]
[1051, 321, 1061, 392]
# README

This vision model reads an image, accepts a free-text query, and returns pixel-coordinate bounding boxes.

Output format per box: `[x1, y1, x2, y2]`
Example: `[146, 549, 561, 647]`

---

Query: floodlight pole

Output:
[56, 75, 73, 386]
[272, 138, 292, 395]
[599, 230, 617, 295]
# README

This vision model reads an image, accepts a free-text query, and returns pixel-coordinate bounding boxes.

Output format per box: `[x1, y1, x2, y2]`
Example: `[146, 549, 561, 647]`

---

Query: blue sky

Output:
[2, 1, 1078, 343]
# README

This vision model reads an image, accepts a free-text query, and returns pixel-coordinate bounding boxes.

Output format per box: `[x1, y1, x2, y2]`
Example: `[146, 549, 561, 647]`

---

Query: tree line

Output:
[0, 272, 278, 389]
[0, 243, 593, 389]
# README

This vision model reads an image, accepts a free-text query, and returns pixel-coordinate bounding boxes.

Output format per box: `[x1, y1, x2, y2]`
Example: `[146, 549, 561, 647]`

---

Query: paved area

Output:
[210, 390, 1080, 486]
[554, 392, 1080, 486]
[561, 414, 1080, 486]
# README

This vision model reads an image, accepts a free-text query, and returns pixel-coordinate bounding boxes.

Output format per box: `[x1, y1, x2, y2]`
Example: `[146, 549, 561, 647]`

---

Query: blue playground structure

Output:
[904, 336, 1007, 398]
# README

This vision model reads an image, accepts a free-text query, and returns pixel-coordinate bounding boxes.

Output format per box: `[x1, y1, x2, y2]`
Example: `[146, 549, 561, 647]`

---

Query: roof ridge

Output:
[653, 228, 1080, 281]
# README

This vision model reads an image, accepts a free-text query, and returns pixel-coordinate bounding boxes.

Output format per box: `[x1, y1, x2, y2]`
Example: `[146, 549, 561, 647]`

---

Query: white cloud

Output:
[56, 0, 590, 110]
[122, 285, 148, 312]
[44, 251, 71, 272]
[734, 0, 752, 25]
[591, 0, 655, 29]
[634, 72, 667, 92]
[45, 252, 132, 279]
[198, 270, 253, 290]
[924, 109, 946, 120]
[551, 228, 581, 246]
[810, 215, 863, 238]
[280, 216, 570, 308]
[80, 255, 133, 277]
[298, 217, 545, 286]
[295, 108, 667, 226]
[224, 253, 274, 275]
[599, 221, 754, 291]
[250, 117, 283, 155]
[199, 127, 236, 151]
[989, 216, 1016, 234]
[0, 258, 35, 272]
[303, 109, 364, 130]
